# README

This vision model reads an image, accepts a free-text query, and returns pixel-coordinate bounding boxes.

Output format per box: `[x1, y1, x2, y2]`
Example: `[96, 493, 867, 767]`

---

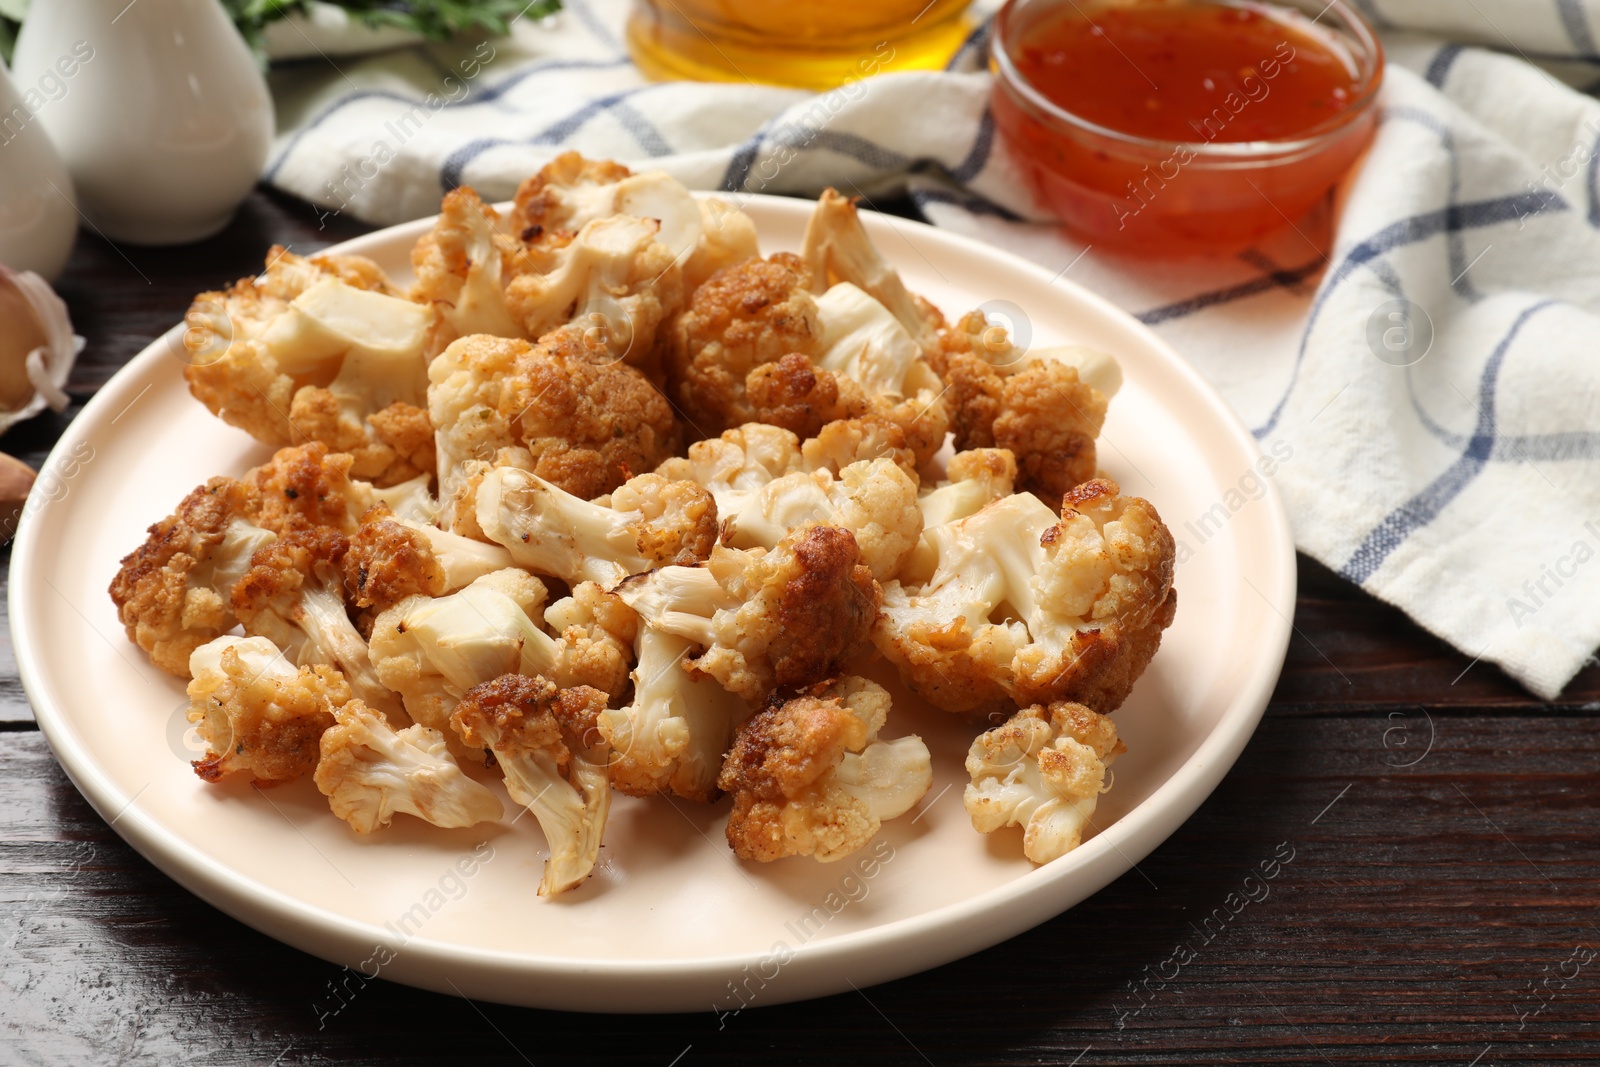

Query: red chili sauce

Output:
[992, 1, 1381, 252]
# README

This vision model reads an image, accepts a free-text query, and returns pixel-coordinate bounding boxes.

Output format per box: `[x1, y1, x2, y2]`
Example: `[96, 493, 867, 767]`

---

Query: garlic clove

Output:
[0, 263, 83, 433]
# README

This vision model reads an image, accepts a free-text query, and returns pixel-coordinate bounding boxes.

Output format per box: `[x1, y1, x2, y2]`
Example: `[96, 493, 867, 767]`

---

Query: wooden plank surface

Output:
[2, 190, 1597, 1065]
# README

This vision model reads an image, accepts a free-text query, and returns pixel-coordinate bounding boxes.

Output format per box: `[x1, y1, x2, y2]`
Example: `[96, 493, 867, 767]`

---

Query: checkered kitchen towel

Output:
[265, 0, 1600, 700]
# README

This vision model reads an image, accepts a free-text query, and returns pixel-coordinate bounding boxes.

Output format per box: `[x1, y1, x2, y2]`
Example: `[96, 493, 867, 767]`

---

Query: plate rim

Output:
[11, 192, 1296, 1010]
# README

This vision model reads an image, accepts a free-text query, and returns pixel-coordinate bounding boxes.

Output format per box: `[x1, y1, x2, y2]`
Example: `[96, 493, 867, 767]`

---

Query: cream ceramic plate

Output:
[12, 195, 1294, 1013]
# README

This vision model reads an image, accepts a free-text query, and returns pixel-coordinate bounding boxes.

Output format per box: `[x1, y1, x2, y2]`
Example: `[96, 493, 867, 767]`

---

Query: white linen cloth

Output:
[264, 0, 1600, 699]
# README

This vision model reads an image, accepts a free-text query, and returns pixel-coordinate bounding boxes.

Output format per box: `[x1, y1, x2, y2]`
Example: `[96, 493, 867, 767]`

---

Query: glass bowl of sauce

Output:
[991, 0, 1384, 254]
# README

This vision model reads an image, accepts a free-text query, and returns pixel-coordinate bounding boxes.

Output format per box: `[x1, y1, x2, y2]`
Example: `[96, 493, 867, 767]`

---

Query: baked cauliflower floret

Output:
[428, 333, 681, 532]
[341, 503, 515, 628]
[451, 673, 613, 897]
[598, 625, 750, 802]
[369, 569, 631, 751]
[723, 457, 922, 582]
[719, 677, 931, 862]
[408, 187, 523, 355]
[667, 248, 948, 465]
[666, 252, 823, 434]
[185, 635, 351, 783]
[475, 467, 717, 590]
[184, 249, 436, 486]
[314, 698, 504, 833]
[615, 523, 882, 704]
[230, 528, 399, 717]
[964, 702, 1123, 863]
[801, 188, 944, 346]
[246, 442, 435, 537]
[109, 477, 276, 677]
[510, 151, 758, 290]
[931, 310, 1124, 501]
[876, 478, 1176, 718]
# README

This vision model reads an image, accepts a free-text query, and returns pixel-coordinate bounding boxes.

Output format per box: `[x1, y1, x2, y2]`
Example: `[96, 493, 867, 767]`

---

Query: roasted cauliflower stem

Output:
[109, 478, 277, 677]
[315, 698, 504, 833]
[901, 448, 1020, 586]
[931, 310, 1126, 501]
[184, 250, 436, 485]
[230, 528, 400, 718]
[451, 673, 613, 897]
[800, 189, 944, 346]
[476, 467, 717, 590]
[615, 523, 882, 704]
[806, 282, 950, 466]
[876, 478, 1176, 718]
[370, 569, 630, 753]
[185, 635, 352, 783]
[509, 151, 758, 291]
[719, 676, 932, 862]
[428, 332, 681, 531]
[409, 187, 524, 355]
[599, 625, 750, 802]
[342, 503, 514, 629]
[964, 702, 1123, 863]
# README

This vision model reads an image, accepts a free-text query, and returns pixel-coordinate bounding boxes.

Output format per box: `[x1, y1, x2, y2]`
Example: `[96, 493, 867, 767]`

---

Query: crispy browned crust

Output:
[366, 402, 437, 481]
[108, 477, 259, 677]
[1016, 587, 1177, 716]
[231, 527, 350, 620]
[745, 352, 869, 438]
[769, 525, 882, 690]
[667, 253, 821, 433]
[454, 334, 681, 500]
[718, 693, 855, 862]
[629, 480, 719, 566]
[509, 152, 633, 242]
[342, 505, 444, 628]
[450, 672, 609, 763]
[995, 363, 1106, 501]
[245, 443, 362, 535]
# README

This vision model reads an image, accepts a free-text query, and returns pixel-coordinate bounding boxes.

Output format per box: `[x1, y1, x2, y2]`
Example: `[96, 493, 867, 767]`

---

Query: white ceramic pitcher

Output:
[11, 0, 274, 245]
[0, 59, 78, 280]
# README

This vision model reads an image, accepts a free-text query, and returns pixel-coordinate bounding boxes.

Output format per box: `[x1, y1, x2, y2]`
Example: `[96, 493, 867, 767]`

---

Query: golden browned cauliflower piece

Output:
[615, 523, 882, 705]
[666, 252, 823, 435]
[800, 189, 945, 346]
[183, 247, 436, 486]
[428, 333, 681, 534]
[668, 244, 949, 465]
[510, 151, 758, 290]
[876, 477, 1176, 718]
[108, 477, 276, 677]
[964, 701, 1124, 863]
[719, 677, 931, 862]
[475, 466, 717, 590]
[185, 635, 351, 783]
[370, 569, 633, 756]
[340, 503, 514, 632]
[408, 187, 524, 356]
[451, 673, 613, 897]
[230, 527, 399, 717]
[931, 310, 1127, 501]
[315, 698, 504, 833]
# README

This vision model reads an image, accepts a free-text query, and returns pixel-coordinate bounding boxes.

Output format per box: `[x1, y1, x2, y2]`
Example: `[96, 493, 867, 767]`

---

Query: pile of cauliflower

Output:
[109, 154, 1177, 897]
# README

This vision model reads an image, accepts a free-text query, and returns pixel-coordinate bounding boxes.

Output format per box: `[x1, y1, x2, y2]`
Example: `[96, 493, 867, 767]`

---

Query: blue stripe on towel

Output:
[1339, 300, 1556, 585]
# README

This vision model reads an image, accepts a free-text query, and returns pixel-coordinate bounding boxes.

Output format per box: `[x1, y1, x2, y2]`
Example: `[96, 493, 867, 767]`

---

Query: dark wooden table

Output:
[4, 189, 1598, 1066]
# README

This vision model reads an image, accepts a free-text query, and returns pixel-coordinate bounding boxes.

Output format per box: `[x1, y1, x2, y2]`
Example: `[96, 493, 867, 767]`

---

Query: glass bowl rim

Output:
[989, 0, 1386, 160]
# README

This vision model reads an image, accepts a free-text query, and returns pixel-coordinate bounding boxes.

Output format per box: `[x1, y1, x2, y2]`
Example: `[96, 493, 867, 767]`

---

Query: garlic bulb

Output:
[0, 264, 83, 432]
